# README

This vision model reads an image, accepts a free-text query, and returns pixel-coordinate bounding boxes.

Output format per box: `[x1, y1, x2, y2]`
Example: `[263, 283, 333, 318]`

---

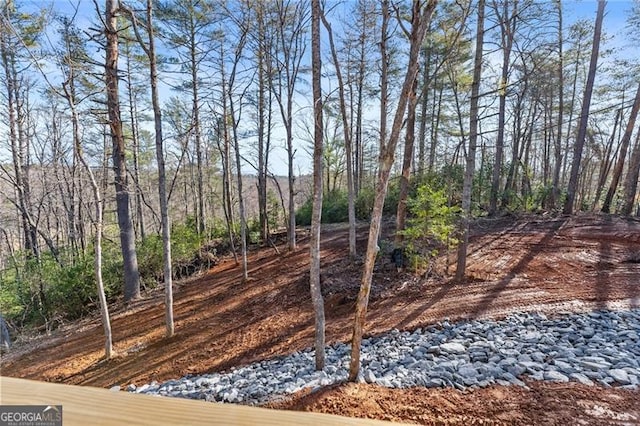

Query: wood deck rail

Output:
[0, 377, 400, 425]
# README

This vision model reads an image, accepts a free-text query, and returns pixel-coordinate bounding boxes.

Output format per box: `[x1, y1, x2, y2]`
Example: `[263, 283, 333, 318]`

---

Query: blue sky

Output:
[8, 0, 640, 176]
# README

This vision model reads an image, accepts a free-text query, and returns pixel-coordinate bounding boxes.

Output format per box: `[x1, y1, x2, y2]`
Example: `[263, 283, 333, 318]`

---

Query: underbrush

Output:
[0, 222, 214, 333]
[297, 184, 401, 225]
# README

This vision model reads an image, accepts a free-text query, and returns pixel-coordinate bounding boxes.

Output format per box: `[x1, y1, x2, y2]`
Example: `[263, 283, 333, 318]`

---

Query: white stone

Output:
[364, 370, 377, 384]
[609, 369, 631, 385]
[570, 372, 594, 386]
[440, 342, 466, 354]
[544, 371, 569, 382]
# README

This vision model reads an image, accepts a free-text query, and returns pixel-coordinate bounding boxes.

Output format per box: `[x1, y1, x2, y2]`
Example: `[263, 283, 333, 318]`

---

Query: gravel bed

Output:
[123, 308, 640, 405]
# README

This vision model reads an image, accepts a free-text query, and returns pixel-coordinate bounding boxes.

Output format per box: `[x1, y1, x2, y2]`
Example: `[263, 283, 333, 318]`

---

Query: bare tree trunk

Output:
[593, 108, 621, 211]
[125, 0, 174, 336]
[124, 40, 145, 241]
[106, 0, 140, 303]
[217, 104, 238, 264]
[190, 26, 205, 235]
[564, 0, 605, 214]
[212, 38, 237, 263]
[268, 3, 308, 252]
[232, 104, 248, 281]
[562, 34, 585, 188]
[310, 0, 326, 370]
[621, 131, 640, 215]
[256, 6, 269, 242]
[550, 0, 564, 210]
[602, 83, 640, 213]
[429, 86, 444, 174]
[321, 11, 356, 259]
[349, 0, 436, 381]
[0, 29, 37, 261]
[395, 78, 418, 247]
[226, 20, 249, 280]
[455, 0, 485, 281]
[489, 0, 517, 215]
[62, 25, 114, 357]
[417, 40, 430, 176]
[379, 0, 389, 152]
[215, 117, 238, 264]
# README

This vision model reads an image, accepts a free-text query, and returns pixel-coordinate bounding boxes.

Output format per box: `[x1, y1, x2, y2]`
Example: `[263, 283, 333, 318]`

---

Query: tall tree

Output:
[455, 0, 485, 281]
[321, 9, 356, 258]
[225, 12, 250, 280]
[394, 77, 418, 247]
[621, 127, 640, 216]
[124, 0, 175, 336]
[489, 0, 518, 214]
[105, 0, 140, 302]
[563, 0, 605, 214]
[602, 83, 640, 213]
[349, 0, 437, 381]
[0, 1, 43, 261]
[255, 3, 269, 242]
[269, 0, 309, 251]
[121, 32, 147, 240]
[156, 0, 214, 234]
[550, 0, 564, 210]
[309, 0, 325, 370]
[379, 0, 390, 155]
[57, 13, 114, 358]
[339, 0, 378, 193]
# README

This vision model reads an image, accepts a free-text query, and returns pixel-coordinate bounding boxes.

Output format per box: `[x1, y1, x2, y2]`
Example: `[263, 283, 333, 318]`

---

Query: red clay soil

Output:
[2, 214, 639, 425]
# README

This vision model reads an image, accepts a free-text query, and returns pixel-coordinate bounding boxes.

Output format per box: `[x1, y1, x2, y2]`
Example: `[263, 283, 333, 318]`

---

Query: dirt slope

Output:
[1, 214, 639, 424]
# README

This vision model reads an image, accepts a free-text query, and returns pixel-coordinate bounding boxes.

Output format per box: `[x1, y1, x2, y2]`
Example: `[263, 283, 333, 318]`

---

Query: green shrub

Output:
[0, 220, 209, 331]
[296, 190, 349, 225]
[138, 222, 206, 282]
[0, 248, 121, 328]
[137, 234, 163, 283]
[400, 184, 460, 274]
[355, 182, 401, 221]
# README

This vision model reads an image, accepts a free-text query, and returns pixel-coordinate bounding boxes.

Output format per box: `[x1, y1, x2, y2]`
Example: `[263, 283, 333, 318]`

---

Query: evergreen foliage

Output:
[400, 184, 460, 274]
[0, 221, 206, 331]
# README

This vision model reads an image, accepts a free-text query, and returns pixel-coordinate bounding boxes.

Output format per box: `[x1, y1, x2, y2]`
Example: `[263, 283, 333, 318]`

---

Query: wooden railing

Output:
[0, 377, 399, 425]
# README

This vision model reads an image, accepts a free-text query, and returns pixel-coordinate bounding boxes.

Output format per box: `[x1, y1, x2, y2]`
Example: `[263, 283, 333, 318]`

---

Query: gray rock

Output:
[544, 371, 569, 382]
[499, 371, 521, 385]
[519, 361, 544, 373]
[499, 357, 518, 367]
[609, 369, 631, 385]
[110, 385, 121, 392]
[364, 370, 377, 384]
[522, 331, 542, 342]
[570, 372, 594, 386]
[581, 327, 596, 338]
[530, 352, 546, 363]
[427, 345, 441, 354]
[440, 342, 466, 355]
[579, 360, 611, 371]
[552, 360, 577, 374]
[223, 389, 239, 402]
[136, 384, 150, 393]
[457, 365, 478, 378]
[508, 364, 527, 377]
[583, 370, 605, 380]
[426, 378, 445, 388]
[127, 307, 640, 406]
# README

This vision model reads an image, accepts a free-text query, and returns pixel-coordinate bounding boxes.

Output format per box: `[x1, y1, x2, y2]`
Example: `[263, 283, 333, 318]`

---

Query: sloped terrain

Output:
[1, 214, 639, 424]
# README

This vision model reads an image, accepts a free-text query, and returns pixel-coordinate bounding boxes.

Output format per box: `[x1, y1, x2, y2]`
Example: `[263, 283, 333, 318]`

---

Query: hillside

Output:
[1, 215, 639, 425]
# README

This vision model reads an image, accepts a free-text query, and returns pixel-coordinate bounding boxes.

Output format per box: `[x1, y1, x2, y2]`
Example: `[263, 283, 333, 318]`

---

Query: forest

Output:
[1, 0, 640, 395]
